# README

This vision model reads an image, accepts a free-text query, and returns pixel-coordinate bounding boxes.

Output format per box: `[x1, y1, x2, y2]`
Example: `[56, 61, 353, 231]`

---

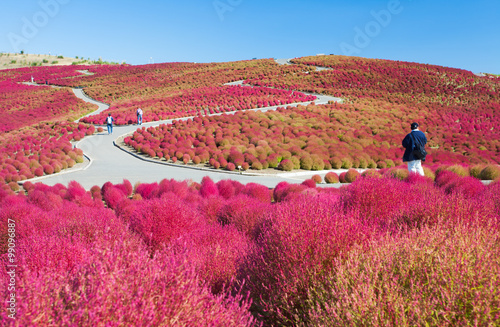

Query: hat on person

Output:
[411, 122, 419, 130]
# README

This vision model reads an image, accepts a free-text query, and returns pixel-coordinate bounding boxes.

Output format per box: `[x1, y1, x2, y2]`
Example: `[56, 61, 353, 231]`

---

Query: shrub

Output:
[251, 161, 263, 170]
[226, 162, 236, 171]
[480, 165, 500, 180]
[341, 158, 353, 169]
[200, 176, 219, 198]
[311, 155, 325, 170]
[311, 175, 322, 184]
[278, 159, 294, 171]
[389, 168, 410, 180]
[361, 169, 381, 178]
[344, 169, 360, 183]
[267, 153, 279, 168]
[367, 159, 378, 169]
[300, 156, 313, 170]
[43, 164, 54, 175]
[128, 194, 205, 251]
[301, 179, 317, 188]
[217, 195, 269, 238]
[446, 164, 470, 177]
[8, 182, 20, 192]
[469, 164, 486, 178]
[324, 172, 339, 184]
[239, 194, 367, 326]
[339, 172, 347, 183]
[242, 183, 272, 203]
[329, 157, 342, 169]
[306, 224, 500, 326]
[385, 159, 395, 168]
[135, 182, 159, 199]
[423, 166, 436, 180]
[103, 186, 127, 209]
[290, 156, 301, 169]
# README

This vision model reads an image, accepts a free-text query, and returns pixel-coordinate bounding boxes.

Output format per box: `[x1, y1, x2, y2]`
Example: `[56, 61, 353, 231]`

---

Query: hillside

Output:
[0, 54, 500, 326]
[0, 52, 118, 70]
[0, 55, 499, 188]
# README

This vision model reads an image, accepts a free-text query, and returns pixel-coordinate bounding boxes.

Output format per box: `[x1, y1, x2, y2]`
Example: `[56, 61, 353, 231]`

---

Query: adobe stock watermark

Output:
[339, 0, 404, 56]
[213, 0, 243, 22]
[6, 218, 17, 319]
[7, 0, 70, 53]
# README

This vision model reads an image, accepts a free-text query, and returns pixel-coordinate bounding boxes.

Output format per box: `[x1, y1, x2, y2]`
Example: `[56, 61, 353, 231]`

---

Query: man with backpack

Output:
[402, 122, 427, 176]
[105, 113, 115, 135]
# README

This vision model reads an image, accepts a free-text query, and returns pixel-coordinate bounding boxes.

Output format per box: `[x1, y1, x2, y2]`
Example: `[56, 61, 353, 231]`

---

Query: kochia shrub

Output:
[480, 165, 500, 180]
[311, 174, 322, 184]
[127, 193, 205, 251]
[306, 224, 500, 326]
[278, 159, 294, 171]
[344, 169, 360, 183]
[324, 172, 339, 183]
[300, 155, 313, 170]
[239, 193, 371, 326]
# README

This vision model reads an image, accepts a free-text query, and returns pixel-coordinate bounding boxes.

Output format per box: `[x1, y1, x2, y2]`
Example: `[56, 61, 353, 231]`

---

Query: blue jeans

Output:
[137, 114, 142, 124]
[107, 124, 113, 134]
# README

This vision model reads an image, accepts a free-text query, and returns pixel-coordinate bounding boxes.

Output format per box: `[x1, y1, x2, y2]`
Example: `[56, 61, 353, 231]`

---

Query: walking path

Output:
[22, 61, 347, 189]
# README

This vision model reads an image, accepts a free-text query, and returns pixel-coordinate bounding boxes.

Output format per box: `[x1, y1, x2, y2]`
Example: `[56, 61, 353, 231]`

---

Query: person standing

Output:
[105, 113, 114, 135]
[136, 108, 143, 125]
[402, 122, 427, 176]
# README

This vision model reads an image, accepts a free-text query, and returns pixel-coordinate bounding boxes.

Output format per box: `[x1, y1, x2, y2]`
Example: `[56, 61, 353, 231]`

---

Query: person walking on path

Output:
[136, 108, 143, 125]
[105, 113, 115, 135]
[402, 122, 427, 176]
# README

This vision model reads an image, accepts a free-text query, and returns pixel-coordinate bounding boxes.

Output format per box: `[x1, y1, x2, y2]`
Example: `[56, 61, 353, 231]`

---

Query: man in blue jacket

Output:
[402, 122, 427, 176]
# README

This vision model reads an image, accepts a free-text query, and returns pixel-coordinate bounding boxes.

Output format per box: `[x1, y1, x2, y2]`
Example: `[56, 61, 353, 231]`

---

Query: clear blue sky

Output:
[1, 0, 499, 74]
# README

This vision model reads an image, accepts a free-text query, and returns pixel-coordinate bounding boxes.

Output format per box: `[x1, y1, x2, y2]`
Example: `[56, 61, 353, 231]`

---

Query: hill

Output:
[0, 52, 119, 70]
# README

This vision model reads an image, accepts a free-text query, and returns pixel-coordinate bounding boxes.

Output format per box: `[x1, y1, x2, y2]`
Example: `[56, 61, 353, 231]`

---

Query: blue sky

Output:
[1, 0, 499, 74]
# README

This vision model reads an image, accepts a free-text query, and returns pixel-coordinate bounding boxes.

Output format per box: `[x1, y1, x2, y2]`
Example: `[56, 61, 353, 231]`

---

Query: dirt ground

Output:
[0, 52, 91, 70]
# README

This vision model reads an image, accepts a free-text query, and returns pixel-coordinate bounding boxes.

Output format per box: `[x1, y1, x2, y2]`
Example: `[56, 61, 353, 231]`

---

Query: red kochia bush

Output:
[9, 236, 257, 326]
[218, 194, 270, 239]
[127, 193, 205, 251]
[241, 182, 272, 203]
[175, 223, 251, 294]
[102, 185, 127, 210]
[239, 193, 370, 326]
[200, 176, 219, 198]
[135, 182, 159, 199]
[306, 223, 500, 326]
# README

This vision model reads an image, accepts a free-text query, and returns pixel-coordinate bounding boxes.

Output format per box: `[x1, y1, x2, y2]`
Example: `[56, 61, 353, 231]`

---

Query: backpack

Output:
[410, 132, 427, 160]
[106, 116, 113, 124]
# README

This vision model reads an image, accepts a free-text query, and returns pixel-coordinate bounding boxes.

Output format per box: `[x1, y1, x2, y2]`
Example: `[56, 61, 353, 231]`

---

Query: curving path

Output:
[23, 61, 347, 189]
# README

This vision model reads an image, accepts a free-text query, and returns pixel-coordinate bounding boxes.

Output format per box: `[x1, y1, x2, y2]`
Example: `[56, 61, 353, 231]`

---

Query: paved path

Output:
[23, 62, 346, 189]
[275, 58, 333, 71]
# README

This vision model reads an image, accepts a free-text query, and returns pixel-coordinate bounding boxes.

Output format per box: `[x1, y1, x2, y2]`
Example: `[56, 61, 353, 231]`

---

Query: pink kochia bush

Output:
[1, 176, 499, 326]
[0, 180, 257, 326]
